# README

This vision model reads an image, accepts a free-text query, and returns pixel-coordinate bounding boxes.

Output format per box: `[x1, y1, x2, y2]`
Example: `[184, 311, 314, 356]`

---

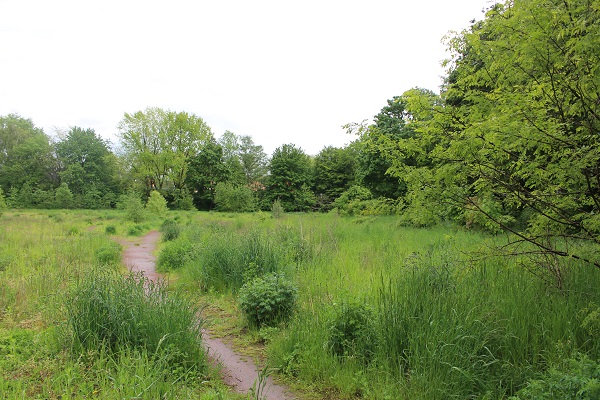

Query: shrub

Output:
[214, 182, 256, 212]
[160, 219, 180, 242]
[95, 242, 122, 265]
[327, 300, 378, 364]
[127, 225, 143, 236]
[272, 199, 284, 219]
[105, 225, 117, 234]
[511, 353, 600, 399]
[238, 273, 297, 328]
[0, 188, 7, 217]
[122, 192, 146, 223]
[157, 239, 193, 271]
[146, 190, 168, 217]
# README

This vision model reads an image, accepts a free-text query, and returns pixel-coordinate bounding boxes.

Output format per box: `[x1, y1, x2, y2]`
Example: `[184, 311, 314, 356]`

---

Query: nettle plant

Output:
[238, 273, 298, 328]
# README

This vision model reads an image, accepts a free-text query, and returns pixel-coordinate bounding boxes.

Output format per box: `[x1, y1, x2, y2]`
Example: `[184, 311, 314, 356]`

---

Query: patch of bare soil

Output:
[118, 230, 296, 399]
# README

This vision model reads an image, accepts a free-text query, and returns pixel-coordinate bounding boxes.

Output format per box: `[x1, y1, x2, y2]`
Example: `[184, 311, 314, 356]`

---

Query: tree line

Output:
[1, 0, 598, 269]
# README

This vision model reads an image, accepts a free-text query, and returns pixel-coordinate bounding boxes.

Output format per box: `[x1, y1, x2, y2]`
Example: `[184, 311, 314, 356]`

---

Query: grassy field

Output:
[1, 210, 599, 399]
[0, 210, 238, 399]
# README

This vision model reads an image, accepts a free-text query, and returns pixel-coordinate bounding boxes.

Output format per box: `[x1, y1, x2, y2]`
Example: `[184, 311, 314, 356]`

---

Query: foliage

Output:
[157, 238, 193, 271]
[170, 188, 196, 210]
[184, 228, 288, 292]
[271, 199, 284, 219]
[95, 242, 122, 265]
[511, 353, 600, 400]
[54, 183, 75, 209]
[55, 127, 121, 207]
[0, 114, 56, 194]
[327, 300, 378, 364]
[312, 146, 357, 209]
[331, 185, 373, 214]
[214, 182, 256, 212]
[122, 192, 146, 223]
[160, 219, 181, 242]
[118, 107, 213, 191]
[105, 225, 117, 234]
[438, 0, 600, 267]
[238, 134, 268, 184]
[185, 139, 230, 210]
[145, 190, 168, 217]
[265, 144, 314, 212]
[238, 273, 298, 328]
[0, 188, 6, 216]
[66, 270, 206, 373]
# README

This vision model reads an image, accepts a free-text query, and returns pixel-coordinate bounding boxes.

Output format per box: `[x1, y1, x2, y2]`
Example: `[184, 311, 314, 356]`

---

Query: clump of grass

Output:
[65, 270, 206, 375]
[95, 242, 122, 265]
[188, 230, 286, 292]
[157, 238, 193, 271]
[127, 225, 143, 236]
[104, 225, 117, 235]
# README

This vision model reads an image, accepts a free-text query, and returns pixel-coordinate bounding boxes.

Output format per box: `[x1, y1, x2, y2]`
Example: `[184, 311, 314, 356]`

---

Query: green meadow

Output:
[1, 210, 599, 399]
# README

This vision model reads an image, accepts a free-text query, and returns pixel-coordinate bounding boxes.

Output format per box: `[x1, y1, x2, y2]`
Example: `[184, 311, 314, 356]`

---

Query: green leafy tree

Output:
[55, 127, 121, 208]
[0, 187, 7, 216]
[185, 139, 230, 210]
[118, 108, 213, 192]
[146, 190, 168, 217]
[436, 0, 600, 272]
[266, 144, 314, 212]
[313, 146, 357, 209]
[214, 182, 256, 212]
[54, 183, 74, 209]
[238, 135, 268, 185]
[0, 114, 56, 193]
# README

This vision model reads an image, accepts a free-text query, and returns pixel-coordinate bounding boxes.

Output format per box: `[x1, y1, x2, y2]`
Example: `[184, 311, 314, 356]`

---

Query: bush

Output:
[146, 190, 168, 217]
[327, 300, 378, 364]
[127, 225, 144, 236]
[121, 192, 146, 223]
[238, 273, 297, 327]
[214, 182, 256, 212]
[272, 199, 284, 219]
[160, 219, 181, 242]
[95, 242, 122, 265]
[105, 225, 117, 235]
[511, 353, 600, 399]
[157, 239, 193, 271]
[0, 187, 6, 217]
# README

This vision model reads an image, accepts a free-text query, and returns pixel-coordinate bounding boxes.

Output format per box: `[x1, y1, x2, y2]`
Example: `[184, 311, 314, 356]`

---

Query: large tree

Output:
[266, 144, 314, 211]
[436, 0, 600, 275]
[312, 145, 357, 209]
[118, 107, 213, 191]
[0, 114, 56, 193]
[55, 127, 121, 208]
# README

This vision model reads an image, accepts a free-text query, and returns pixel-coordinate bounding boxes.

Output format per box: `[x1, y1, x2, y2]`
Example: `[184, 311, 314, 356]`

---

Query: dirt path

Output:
[119, 231, 296, 400]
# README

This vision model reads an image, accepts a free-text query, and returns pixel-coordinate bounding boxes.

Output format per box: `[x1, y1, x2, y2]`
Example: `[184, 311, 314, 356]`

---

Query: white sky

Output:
[0, 0, 490, 155]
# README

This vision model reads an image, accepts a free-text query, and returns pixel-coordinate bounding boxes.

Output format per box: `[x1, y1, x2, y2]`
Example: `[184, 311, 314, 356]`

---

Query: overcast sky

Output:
[0, 0, 490, 155]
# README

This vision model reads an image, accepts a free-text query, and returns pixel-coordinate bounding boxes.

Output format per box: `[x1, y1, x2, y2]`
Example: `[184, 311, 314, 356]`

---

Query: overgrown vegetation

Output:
[164, 212, 600, 399]
[0, 211, 235, 399]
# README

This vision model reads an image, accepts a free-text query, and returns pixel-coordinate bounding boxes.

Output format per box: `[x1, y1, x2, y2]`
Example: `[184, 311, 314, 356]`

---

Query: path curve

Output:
[119, 230, 296, 400]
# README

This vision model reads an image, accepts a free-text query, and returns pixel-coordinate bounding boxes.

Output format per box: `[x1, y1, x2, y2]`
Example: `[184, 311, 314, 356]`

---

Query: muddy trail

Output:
[119, 231, 296, 399]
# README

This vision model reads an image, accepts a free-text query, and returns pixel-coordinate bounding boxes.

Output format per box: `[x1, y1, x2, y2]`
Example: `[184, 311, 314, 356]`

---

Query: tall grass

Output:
[0, 210, 227, 399]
